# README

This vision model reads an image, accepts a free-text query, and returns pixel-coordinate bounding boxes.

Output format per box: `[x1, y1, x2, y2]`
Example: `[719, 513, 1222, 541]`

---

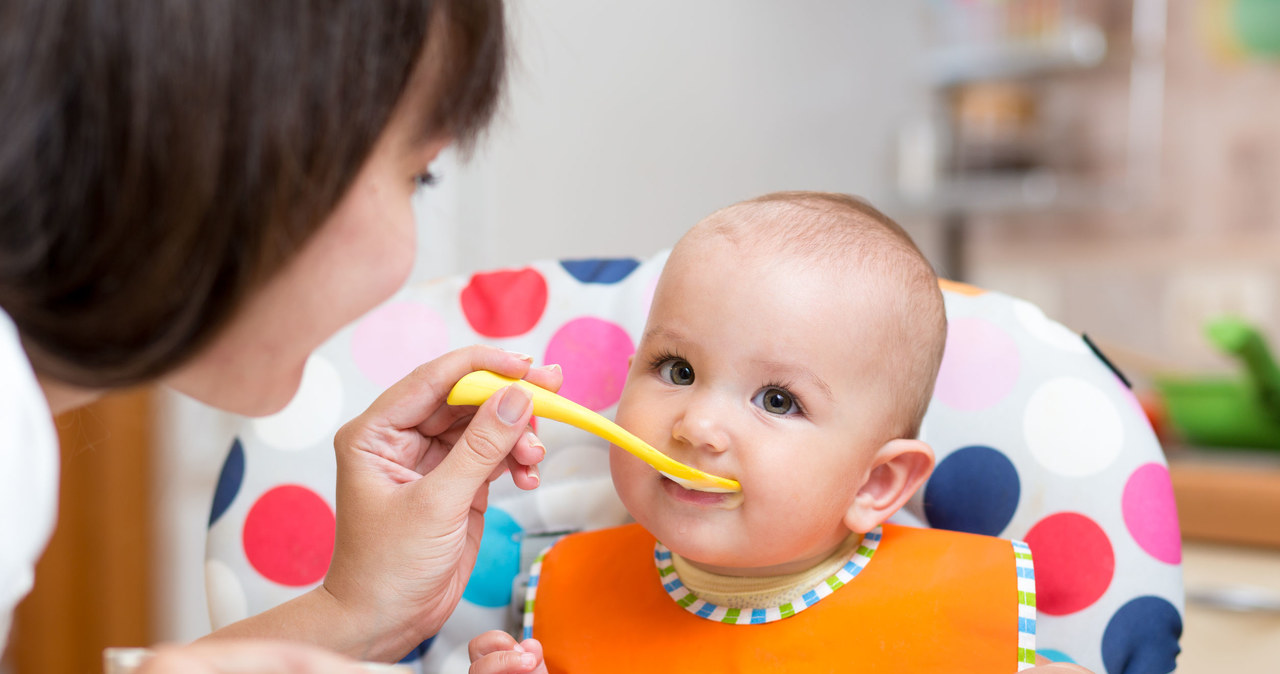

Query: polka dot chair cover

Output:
[205, 254, 1183, 673]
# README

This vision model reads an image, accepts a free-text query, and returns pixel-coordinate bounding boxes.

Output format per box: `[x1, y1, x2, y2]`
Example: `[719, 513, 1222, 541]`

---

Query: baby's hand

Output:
[468, 631, 548, 674]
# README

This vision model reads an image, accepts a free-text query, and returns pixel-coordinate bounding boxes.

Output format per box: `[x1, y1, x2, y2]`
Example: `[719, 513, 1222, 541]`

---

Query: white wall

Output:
[423, 0, 931, 276]
[154, 1, 928, 643]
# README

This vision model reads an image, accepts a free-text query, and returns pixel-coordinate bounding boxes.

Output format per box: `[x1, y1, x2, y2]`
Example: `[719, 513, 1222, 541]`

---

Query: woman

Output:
[0, 0, 555, 670]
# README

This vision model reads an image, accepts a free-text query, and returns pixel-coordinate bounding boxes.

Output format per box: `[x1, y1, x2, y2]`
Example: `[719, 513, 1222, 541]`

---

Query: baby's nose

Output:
[671, 397, 732, 453]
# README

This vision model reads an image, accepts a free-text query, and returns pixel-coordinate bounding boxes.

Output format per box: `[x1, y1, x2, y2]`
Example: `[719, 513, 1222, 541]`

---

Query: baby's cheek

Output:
[610, 448, 663, 519]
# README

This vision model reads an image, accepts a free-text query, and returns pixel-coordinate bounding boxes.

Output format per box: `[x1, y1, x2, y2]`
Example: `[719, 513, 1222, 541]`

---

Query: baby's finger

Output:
[468, 630, 519, 661]
[516, 639, 544, 661]
[469, 651, 540, 674]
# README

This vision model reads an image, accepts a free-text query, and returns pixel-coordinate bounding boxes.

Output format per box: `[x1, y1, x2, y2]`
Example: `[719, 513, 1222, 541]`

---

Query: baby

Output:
[469, 192, 1037, 672]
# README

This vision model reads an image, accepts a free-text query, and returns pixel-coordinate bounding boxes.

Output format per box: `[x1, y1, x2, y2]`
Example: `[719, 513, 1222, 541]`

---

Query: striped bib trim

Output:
[653, 526, 883, 625]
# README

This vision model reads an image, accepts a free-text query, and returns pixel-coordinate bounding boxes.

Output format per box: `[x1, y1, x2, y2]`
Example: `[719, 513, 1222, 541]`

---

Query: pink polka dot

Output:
[933, 318, 1020, 411]
[1123, 463, 1182, 564]
[243, 485, 335, 587]
[1025, 512, 1115, 616]
[351, 302, 450, 388]
[461, 268, 548, 338]
[1114, 373, 1146, 417]
[643, 275, 660, 318]
[544, 317, 634, 411]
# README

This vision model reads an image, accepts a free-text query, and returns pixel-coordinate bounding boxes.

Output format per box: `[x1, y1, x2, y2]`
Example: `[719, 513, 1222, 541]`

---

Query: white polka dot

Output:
[1024, 377, 1124, 476]
[428, 603, 509, 671]
[250, 355, 343, 450]
[205, 558, 249, 629]
[536, 443, 628, 531]
[1012, 298, 1089, 353]
[440, 642, 475, 673]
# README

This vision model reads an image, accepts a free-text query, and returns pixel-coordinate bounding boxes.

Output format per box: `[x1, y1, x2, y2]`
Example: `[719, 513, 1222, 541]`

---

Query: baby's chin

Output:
[671, 548, 807, 578]
[662, 531, 856, 578]
[652, 531, 782, 576]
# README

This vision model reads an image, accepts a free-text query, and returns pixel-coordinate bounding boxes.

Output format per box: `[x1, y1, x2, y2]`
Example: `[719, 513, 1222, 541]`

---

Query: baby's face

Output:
[611, 238, 906, 576]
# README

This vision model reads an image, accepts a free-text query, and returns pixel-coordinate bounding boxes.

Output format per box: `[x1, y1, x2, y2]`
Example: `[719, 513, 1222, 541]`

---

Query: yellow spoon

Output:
[447, 370, 741, 493]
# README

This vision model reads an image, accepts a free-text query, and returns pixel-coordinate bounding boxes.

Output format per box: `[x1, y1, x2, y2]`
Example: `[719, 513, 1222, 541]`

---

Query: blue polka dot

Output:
[208, 438, 245, 527]
[1037, 649, 1075, 663]
[559, 258, 640, 284]
[462, 506, 524, 608]
[397, 637, 434, 664]
[923, 445, 1020, 536]
[1102, 596, 1182, 674]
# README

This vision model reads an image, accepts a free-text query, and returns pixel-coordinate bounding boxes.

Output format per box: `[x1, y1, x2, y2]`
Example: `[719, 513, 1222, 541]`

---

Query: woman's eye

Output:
[754, 387, 798, 415]
[414, 171, 439, 188]
[659, 358, 695, 386]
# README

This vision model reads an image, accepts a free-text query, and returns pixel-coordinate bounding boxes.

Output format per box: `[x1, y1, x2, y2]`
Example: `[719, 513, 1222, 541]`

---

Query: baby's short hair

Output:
[688, 191, 947, 439]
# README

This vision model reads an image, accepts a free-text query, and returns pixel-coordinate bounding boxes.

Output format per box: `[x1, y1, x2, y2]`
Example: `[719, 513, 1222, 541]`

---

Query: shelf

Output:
[1168, 445, 1280, 549]
[927, 23, 1108, 86]
[895, 171, 1130, 215]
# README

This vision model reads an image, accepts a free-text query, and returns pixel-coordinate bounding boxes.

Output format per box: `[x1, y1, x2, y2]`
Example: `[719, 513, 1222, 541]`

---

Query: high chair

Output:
[205, 252, 1183, 674]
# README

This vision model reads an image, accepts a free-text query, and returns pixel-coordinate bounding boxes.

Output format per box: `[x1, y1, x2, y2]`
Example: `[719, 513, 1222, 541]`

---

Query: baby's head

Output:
[612, 191, 946, 576]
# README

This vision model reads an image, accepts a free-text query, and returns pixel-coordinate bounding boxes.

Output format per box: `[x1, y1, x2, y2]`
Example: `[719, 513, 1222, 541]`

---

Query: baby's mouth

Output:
[661, 475, 744, 510]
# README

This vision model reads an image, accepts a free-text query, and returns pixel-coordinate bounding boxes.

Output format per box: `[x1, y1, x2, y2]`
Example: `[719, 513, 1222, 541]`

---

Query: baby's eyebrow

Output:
[751, 359, 834, 402]
[641, 325, 686, 343]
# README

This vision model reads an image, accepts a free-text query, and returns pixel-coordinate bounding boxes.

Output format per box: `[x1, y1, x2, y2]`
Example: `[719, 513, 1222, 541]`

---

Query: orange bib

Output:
[528, 523, 1035, 673]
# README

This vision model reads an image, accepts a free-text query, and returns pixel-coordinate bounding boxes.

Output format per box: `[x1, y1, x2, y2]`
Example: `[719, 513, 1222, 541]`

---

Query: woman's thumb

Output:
[435, 385, 533, 494]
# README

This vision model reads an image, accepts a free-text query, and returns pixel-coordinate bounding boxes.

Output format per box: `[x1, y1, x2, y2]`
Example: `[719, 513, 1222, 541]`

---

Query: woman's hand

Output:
[206, 346, 560, 662]
[324, 346, 560, 659]
[468, 631, 548, 674]
[134, 640, 373, 673]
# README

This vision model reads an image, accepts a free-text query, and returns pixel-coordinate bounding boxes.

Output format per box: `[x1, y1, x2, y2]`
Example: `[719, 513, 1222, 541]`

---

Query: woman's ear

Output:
[844, 439, 935, 534]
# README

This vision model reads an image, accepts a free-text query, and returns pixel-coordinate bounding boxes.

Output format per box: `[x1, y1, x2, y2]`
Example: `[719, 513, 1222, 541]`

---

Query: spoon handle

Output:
[447, 370, 740, 491]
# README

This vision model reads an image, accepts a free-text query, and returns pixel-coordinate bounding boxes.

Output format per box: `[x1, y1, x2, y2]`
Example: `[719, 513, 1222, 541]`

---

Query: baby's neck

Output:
[670, 532, 862, 611]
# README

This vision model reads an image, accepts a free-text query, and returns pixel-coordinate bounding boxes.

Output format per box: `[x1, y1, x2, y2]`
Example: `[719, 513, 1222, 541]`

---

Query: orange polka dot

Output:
[938, 278, 986, 296]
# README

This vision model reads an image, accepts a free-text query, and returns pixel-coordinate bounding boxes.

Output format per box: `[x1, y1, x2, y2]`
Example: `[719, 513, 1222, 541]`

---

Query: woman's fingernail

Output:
[497, 385, 531, 424]
[506, 351, 534, 362]
[525, 463, 540, 486]
[525, 431, 546, 461]
[543, 363, 561, 375]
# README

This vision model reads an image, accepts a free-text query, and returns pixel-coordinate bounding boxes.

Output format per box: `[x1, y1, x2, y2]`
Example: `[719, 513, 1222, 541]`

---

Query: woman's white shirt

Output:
[0, 308, 59, 647]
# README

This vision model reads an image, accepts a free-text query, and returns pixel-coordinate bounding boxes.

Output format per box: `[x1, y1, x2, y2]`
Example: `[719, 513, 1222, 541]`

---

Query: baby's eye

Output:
[753, 387, 798, 415]
[658, 358, 695, 386]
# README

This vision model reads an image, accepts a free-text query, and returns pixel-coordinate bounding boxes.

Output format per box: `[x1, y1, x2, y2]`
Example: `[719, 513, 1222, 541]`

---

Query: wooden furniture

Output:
[1170, 445, 1280, 671]
[1168, 445, 1280, 549]
[5, 390, 154, 674]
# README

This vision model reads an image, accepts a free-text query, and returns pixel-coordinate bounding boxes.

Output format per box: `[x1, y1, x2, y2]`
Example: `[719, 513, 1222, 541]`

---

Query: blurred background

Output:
[6, 0, 1280, 671]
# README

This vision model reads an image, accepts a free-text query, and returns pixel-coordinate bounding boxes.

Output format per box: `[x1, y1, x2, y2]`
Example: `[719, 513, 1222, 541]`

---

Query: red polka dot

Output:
[243, 485, 335, 587]
[544, 317, 634, 411]
[460, 268, 548, 337]
[1024, 512, 1115, 616]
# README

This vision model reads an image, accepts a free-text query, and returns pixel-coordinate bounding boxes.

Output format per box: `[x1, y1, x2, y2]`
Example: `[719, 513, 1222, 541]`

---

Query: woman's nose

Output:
[671, 393, 731, 453]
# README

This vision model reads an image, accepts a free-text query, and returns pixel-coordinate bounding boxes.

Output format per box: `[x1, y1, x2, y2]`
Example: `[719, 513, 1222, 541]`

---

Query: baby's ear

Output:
[843, 439, 935, 534]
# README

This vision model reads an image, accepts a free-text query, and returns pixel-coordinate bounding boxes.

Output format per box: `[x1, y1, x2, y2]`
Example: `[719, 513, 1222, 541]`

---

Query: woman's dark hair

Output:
[0, 0, 505, 387]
